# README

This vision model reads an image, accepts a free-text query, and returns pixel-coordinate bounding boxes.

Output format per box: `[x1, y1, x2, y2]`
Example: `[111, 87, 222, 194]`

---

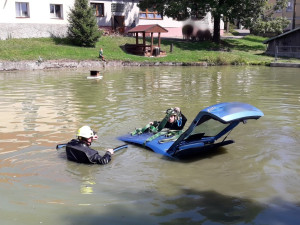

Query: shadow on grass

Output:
[118, 44, 146, 57]
[50, 34, 100, 48]
[120, 37, 231, 54]
[49, 33, 267, 55]
[222, 39, 266, 51]
[243, 36, 267, 43]
[50, 35, 74, 46]
[159, 36, 266, 52]
[160, 38, 226, 52]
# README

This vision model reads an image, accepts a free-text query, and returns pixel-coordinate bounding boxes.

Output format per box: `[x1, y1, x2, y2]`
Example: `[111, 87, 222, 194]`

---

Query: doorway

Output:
[113, 16, 125, 34]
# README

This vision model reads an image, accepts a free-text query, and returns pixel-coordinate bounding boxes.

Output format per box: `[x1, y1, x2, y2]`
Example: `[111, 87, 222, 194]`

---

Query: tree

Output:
[138, 0, 277, 43]
[67, 0, 100, 47]
[247, 0, 289, 36]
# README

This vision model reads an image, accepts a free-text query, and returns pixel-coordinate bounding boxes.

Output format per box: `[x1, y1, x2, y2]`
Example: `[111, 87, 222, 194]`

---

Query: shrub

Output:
[250, 17, 290, 37]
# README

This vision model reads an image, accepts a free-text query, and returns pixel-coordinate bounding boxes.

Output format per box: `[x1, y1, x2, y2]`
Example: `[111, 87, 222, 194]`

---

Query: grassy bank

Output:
[0, 35, 298, 65]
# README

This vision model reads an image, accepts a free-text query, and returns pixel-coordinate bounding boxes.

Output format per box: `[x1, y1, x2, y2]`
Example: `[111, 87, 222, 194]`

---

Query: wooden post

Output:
[170, 43, 173, 52]
[226, 20, 229, 33]
[151, 32, 154, 56]
[275, 45, 278, 61]
[158, 32, 161, 48]
[135, 32, 138, 44]
[143, 32, 146, 52]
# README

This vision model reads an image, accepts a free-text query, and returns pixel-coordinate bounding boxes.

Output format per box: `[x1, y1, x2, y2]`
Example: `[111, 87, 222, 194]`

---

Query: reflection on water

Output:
[0, 66, 300, 224]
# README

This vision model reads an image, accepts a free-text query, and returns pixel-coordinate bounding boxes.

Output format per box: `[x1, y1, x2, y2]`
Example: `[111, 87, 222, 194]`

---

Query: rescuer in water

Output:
[66, 126, 114, 164]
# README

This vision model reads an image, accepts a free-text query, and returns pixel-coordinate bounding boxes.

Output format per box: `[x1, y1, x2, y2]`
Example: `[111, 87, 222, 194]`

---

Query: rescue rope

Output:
[144, 129, 182, 145]
[130, 108, 183, 145]
[131, 108, 177, 136]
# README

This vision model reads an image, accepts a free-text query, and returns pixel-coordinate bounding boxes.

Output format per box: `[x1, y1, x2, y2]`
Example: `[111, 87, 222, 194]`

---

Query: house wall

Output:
[269, 0, 300, 30]
[93, 0, 218, 38]
[0, 0, 73, 24]
[0, 0, 223, 40]
[0, 0, 73, 39]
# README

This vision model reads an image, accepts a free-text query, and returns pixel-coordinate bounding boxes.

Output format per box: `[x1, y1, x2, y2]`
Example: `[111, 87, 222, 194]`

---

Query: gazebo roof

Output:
[128, 24, 168, 33]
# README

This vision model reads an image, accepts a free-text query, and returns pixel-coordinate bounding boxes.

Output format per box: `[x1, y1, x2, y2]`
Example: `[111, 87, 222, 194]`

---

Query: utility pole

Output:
[292, 0, 296, 29]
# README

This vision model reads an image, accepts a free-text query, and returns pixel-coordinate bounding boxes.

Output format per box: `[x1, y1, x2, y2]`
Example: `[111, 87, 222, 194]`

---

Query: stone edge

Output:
[0, 60, 209, 71]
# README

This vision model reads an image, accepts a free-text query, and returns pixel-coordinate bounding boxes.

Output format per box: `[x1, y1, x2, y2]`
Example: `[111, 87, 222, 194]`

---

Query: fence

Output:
[275, 46, 300, 60]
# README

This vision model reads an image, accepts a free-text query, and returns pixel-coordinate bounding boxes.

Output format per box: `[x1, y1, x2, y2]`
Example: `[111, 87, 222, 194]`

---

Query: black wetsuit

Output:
[66, 139, 112, 164]
[164, 114, 187, 130]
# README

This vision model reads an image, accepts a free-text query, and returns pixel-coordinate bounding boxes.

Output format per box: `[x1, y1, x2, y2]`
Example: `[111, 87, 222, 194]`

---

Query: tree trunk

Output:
[213, 13, 221, 43]
[226, 21, 229, 33]
[213, 0, 225, 43]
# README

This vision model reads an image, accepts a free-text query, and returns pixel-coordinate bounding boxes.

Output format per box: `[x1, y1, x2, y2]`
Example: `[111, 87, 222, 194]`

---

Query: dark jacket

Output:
[164, 113, 187, 130]
[66, 139, 111, 164]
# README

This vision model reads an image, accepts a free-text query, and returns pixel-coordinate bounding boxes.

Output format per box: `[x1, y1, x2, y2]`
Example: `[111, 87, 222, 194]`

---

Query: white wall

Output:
[0, 0, 74, 24]
[91, 0, 214, 28]
[0, 0, 222, 39]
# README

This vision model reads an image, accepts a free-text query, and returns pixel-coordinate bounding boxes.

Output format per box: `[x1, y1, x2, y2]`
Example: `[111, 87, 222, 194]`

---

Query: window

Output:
[275, 6, 282, 13]
[286, 0, 293, 12]
[190, 117, 228, 137]
[91, 3, 104, 17]
[275, 0, 282, 12]
[50, 4, 63, 19]
[111, 3, 124, 12]
[139, 8, 162, 20]
[15, 2, 29, 18]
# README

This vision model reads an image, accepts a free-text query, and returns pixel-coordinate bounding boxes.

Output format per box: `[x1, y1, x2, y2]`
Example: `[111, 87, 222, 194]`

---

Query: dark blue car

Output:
[119, 102, 264, 159]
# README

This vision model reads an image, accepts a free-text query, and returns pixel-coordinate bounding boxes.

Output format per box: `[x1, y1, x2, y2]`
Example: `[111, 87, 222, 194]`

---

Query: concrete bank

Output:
[0, 60, 209, 71]
[270, 62, 300, 68]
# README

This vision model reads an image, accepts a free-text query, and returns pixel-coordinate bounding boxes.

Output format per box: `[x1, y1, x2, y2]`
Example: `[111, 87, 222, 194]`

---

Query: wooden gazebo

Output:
[125, 24, 168, 56]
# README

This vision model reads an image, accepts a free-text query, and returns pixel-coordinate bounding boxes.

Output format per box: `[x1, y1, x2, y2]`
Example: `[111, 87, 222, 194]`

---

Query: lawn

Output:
[0, 35, 298, 65]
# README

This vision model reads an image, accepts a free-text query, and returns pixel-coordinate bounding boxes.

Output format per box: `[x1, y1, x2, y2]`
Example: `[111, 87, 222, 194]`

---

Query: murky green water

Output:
[0, 66, 299, 225]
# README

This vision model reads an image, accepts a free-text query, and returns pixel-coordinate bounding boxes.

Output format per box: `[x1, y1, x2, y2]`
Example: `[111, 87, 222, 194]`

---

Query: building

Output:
[263, 27, 300, 59]
[270, 0, 300, 30]
[0, 0, 222, 40]
[0, 0, 74, 39]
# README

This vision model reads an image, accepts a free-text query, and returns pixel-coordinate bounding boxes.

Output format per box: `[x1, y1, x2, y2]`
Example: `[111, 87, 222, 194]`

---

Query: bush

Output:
[250, 17, 290, 37]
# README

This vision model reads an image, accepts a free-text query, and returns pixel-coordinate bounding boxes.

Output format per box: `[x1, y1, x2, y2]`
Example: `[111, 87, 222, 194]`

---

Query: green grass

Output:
[0, 35, 299, 65]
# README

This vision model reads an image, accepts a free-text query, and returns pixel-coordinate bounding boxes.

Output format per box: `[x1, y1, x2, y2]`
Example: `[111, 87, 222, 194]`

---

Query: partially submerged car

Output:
[118, 102, 264, 159]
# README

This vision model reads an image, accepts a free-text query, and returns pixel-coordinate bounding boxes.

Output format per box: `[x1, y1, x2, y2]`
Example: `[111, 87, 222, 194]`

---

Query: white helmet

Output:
[77, 126, 94, 139]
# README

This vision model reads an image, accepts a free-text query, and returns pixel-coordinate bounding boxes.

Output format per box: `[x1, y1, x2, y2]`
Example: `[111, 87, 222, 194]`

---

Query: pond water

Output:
[0, 66, 299, 225]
